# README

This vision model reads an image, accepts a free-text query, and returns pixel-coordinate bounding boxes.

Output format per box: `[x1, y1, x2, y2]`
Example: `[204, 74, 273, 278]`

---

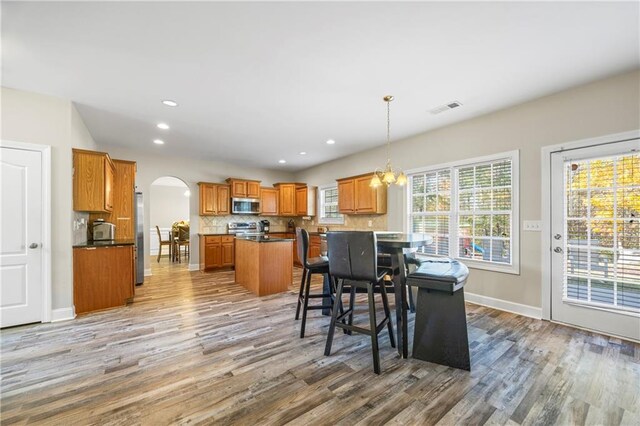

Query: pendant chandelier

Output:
[370, 95, 407, 187]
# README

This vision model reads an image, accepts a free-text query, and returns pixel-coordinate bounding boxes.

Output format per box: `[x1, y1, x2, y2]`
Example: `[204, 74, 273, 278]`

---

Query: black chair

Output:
[295, 228, 334, 338]
[324, 231, 395, 374]
[406, 257, 470, 370]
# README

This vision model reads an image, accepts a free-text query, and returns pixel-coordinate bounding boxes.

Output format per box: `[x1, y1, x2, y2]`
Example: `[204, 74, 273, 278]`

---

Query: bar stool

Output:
[324, 231, 395, 374]
[295, 228, 335, 338]
[406, 257, 470, 370]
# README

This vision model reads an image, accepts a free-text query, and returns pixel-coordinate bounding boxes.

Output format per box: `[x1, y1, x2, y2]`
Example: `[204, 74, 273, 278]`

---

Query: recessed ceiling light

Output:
[157, 122, 170, 130]
[162, 100, 178, 107]
[326, 139, 336, 145]
[278, 159, 287, 164]
[153, 139, 165, 145]
[299, 151, 307, 155]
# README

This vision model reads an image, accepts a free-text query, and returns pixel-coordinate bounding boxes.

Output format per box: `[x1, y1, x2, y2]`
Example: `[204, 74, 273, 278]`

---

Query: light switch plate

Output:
[523, 220, 542, 231]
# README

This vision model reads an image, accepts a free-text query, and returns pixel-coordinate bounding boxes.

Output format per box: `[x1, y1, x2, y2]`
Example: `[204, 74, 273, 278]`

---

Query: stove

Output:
[227, 222, 264, 236]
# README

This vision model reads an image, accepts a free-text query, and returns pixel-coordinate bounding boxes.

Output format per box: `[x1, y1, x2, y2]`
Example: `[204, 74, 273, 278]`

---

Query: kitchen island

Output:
[235, 235, 294, 296]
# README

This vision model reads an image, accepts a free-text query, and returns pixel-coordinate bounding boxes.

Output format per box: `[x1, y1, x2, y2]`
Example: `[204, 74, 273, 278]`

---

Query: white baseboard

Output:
[51, 307, 75, 322]
[144, 268, 152, 277]
[465, 292, 542, 320]
[188, 263, 199, 272]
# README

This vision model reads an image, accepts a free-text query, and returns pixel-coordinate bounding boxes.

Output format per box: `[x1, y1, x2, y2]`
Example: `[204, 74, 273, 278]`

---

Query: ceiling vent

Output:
[429, 101, 462, 115]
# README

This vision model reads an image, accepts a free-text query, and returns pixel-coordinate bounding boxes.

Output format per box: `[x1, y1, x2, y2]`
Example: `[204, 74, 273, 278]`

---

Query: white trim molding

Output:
[0, 140, 53, 323]
[540, 130, 640, 321]
[144, 268, 153, 277]
[188, 263, 200, 272]
[465, 292, 542, 320]
[51, 307, 75, 322]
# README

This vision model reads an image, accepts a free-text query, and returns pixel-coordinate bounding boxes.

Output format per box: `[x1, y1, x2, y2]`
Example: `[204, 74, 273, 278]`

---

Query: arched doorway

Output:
[149, 176, 190, 265]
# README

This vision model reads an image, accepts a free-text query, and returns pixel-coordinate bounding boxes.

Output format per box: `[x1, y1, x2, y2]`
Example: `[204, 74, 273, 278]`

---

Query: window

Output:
[407, 150, 519, 274]
[318, 185, 344, 224]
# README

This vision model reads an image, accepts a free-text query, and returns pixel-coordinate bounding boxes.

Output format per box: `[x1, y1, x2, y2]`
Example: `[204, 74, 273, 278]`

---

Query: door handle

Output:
[554, 247, 563, 253]
[29, 243, 39, 249]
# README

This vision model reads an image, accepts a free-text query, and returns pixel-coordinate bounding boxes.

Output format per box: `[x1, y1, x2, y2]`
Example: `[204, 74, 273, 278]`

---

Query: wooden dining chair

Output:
[174, 225, 190, 263]
[156, 226, 173, 262]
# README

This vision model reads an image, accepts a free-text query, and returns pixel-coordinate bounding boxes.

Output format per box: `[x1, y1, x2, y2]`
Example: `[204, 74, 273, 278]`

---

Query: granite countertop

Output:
[198, 233, 232, 236]
[73, 240, 136, 248]
[235, 235, 294, 243]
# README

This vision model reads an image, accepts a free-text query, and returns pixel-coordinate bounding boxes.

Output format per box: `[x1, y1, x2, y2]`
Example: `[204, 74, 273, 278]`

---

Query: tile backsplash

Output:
[73, 212, 90, 245]
[199, 215, 292, 234]
[198, 214, 388, 234]
[295, 214, 387, 233]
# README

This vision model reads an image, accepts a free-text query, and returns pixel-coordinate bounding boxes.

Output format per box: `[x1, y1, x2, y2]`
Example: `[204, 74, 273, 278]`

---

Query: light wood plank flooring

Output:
[1, 261, 639, 425]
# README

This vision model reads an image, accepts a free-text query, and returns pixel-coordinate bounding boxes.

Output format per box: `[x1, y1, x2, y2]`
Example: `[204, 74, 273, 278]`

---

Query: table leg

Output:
[389, 248, 408, 358]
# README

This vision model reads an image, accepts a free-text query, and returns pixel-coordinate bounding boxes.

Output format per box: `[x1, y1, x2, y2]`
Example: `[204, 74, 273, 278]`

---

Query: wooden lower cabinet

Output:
[309, 235, 322, 258]
[73, 245, 134, 314]
[199, 235, 235, 270]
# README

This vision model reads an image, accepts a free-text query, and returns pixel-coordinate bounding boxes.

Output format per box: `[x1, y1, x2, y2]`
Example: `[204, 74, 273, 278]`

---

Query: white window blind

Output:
[408, 151, 519, 274]
[410, 169, 451, 256]
[564, 153, 640, 312]
[318, 185, 344, 224]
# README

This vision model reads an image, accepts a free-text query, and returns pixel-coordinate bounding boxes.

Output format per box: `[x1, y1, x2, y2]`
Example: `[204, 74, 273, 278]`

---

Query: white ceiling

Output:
[3, 1, 639, 171]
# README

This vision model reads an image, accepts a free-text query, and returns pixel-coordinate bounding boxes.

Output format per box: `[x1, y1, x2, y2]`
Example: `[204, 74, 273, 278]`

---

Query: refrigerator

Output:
[135, 192, 144, 285]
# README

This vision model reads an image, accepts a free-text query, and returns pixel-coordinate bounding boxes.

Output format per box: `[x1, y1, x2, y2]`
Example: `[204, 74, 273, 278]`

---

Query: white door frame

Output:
[540, 130, 640, 321]
[0, 140, 52, 323]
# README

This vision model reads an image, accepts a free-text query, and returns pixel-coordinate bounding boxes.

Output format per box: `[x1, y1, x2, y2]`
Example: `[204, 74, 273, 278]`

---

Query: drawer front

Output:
[221, 236, 234, 243]
[205, 236, 221, 245]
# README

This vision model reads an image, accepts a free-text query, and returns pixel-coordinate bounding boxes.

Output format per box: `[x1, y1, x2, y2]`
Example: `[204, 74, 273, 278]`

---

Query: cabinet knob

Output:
[29, 243, 39, 249]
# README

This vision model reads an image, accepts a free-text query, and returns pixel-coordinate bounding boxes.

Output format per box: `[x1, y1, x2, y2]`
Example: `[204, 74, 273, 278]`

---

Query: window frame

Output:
[405, 150, 520, 275]
[318, 183, 345, 225]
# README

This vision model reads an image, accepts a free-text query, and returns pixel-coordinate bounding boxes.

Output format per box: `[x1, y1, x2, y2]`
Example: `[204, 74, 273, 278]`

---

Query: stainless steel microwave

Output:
[232, 197, 260, 214]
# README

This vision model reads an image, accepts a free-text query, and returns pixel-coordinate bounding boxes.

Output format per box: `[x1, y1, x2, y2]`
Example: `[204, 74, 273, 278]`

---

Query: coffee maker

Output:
[259, 220, 270, 234]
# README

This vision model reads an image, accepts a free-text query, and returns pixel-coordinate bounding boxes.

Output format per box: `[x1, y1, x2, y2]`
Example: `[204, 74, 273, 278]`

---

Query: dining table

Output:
[320, 232, 433, 359]
[376, 233, 433, 358]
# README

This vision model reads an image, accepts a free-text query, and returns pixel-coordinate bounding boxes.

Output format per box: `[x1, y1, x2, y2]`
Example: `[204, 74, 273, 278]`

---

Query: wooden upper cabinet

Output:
[226, 178, 261, 199]
[337, 173, 387, 214]
[217, 185, 230, 215]
[260, 187, 279, 216]
[198, 183, 230, 216]
[337, 179, 355, 213]
[73, 149, 115, 212]
[295, 186, 308, 216]
[246, 181, 260, 198]
[199, 183, 217, 215]
[89, 160, 137, 240]
[274, 183, 297, 216]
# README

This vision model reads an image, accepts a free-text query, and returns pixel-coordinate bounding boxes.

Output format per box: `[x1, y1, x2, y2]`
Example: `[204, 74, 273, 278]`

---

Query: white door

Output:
[551, 139, 640, 341]
[0, 147, 43, 327]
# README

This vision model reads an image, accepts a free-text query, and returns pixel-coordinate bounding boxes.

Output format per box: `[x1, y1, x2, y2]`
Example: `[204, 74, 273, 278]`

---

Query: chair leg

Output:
[346, 285, 355, 335]
[325, 278, 345, 356]
[157, 244, 162, 263]
[380, 283, 396, 348]
[295, 267, 306, 320]
[300, 269, 312, 338]
[367, 283, 381, 375]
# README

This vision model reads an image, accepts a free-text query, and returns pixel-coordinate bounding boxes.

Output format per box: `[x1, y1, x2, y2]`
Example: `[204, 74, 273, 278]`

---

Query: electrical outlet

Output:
[368, 220, 373, 227]
[523, 220, 542, 231]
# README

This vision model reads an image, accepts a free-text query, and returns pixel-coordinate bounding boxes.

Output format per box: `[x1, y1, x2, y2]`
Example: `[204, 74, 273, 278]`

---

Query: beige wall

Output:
[100, 145, 295, 272]
[1, 87, 97, 311]
[149, 184, 190, 230]
[293, 70, 640, 309]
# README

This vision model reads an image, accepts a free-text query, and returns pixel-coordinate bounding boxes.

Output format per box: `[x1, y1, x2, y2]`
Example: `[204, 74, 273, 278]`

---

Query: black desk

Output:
[321, 233, 433, 359]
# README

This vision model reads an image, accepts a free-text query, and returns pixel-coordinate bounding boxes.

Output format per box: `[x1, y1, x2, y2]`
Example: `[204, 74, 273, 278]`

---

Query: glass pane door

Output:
[550, 139, 640, 341]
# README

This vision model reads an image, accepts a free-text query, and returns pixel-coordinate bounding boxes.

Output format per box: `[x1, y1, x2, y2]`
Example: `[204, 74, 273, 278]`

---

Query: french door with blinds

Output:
[550, 139, 640, 341]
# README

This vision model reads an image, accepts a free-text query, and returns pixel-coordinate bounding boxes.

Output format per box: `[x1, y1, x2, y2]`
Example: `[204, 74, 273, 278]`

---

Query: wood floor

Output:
[1, 260, 639, 425]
